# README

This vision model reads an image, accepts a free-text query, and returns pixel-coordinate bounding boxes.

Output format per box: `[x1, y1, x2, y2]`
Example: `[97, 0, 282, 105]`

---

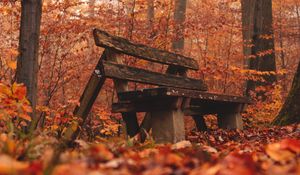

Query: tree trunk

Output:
[16, 0, 43, 129]
[242, 0, 277, 98]
[125, 0, 136, 40]
[147, 0, 154, 30]
[88, 0, 96, 57]
[273, 61, 300, 125]
[172, 0, 187, 51]
[241, 0, 256, 67]
[88, 0, 95, 17]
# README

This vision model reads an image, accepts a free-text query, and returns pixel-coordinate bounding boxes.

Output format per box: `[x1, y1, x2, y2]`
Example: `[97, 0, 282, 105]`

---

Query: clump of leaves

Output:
[245, 85, 284, 126]
[0, 82, 32, 123]
[0, 82, 32, 145]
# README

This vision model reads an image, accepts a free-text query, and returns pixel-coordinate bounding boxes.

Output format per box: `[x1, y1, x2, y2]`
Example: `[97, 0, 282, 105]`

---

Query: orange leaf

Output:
[0, 83, 11, 96]
[7, 60, 17, 70]
[22, 105, 32, 113]
[12, 83, 27, 100]
[19, 113, 32, 121]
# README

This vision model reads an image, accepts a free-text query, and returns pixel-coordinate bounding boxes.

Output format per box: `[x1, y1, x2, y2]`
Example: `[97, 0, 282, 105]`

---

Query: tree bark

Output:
[125, 0, 136, 40]
[242, 0, 277, 98]
[273, 62, 300, 125]
[147, 0, 154, 30]
[172, 0, 187, 51]
[88, 0, 96, 58]
[241, 0, 256, 66]
[16, 0, 43, 129]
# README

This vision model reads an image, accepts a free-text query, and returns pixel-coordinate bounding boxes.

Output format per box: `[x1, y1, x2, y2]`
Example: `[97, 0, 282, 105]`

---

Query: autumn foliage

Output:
[0, 82, 32, 123]
[1, 0, 300, 174]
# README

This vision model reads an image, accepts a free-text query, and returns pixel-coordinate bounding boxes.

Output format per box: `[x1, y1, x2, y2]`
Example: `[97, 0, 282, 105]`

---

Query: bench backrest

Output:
[93, 29, 208, 91]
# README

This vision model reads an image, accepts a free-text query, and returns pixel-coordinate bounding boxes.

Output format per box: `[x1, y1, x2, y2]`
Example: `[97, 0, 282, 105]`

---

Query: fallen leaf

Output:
[0, 154, 29, 174]
[171, 140, 192, 150]
[266, 143, 295, 163]
[280, 139, 300, 153]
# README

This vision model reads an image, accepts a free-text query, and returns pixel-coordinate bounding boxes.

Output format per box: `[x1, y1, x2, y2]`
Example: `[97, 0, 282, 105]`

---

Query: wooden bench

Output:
[74, 29, 250, 144]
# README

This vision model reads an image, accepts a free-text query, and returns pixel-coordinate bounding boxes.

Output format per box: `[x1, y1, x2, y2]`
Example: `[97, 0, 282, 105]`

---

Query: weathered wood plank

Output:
[185, 103, 244, 115]
[102, 61, 207, 91]
[117, 88, 250, 103]
[73, 52, 107, 119]
[112, 97, 182, 113]
[93, 29, 199, 70]
[112, 101, 245, 114]
[151, 109, 185, 143]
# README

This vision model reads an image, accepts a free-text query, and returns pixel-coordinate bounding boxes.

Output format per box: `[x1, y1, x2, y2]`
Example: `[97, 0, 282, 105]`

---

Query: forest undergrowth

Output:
[0, 116, 299, 175]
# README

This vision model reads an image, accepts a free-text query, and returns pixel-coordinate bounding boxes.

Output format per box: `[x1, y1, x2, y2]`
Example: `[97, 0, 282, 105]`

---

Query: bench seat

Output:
[112, 87, 250, 113]
[112, 87, 251, 143]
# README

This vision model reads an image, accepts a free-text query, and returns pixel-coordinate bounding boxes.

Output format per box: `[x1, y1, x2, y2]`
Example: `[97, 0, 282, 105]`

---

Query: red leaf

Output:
[280, 139, 300, 153]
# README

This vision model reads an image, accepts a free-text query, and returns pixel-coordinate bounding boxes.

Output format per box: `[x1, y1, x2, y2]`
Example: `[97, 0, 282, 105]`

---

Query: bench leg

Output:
[192, 115, 208, 131]
[122, 112, 140, 138]
[139, 113, 152, 142]
[218, 104, 243, 130]
[151, 109, 185, 144]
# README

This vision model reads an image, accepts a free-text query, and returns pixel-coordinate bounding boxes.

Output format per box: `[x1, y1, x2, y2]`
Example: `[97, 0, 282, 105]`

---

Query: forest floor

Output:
[0, 122, 300, 175]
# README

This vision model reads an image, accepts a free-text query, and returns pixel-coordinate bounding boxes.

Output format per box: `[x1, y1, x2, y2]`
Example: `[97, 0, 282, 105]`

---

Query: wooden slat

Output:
[112, 97, 182, 113]
[102, 61, 208, 91]
[73, 52, 107, 118]
[112, 101, 244, 115]
[117, 88, 251, 103]
[93, 29, 199, 70]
